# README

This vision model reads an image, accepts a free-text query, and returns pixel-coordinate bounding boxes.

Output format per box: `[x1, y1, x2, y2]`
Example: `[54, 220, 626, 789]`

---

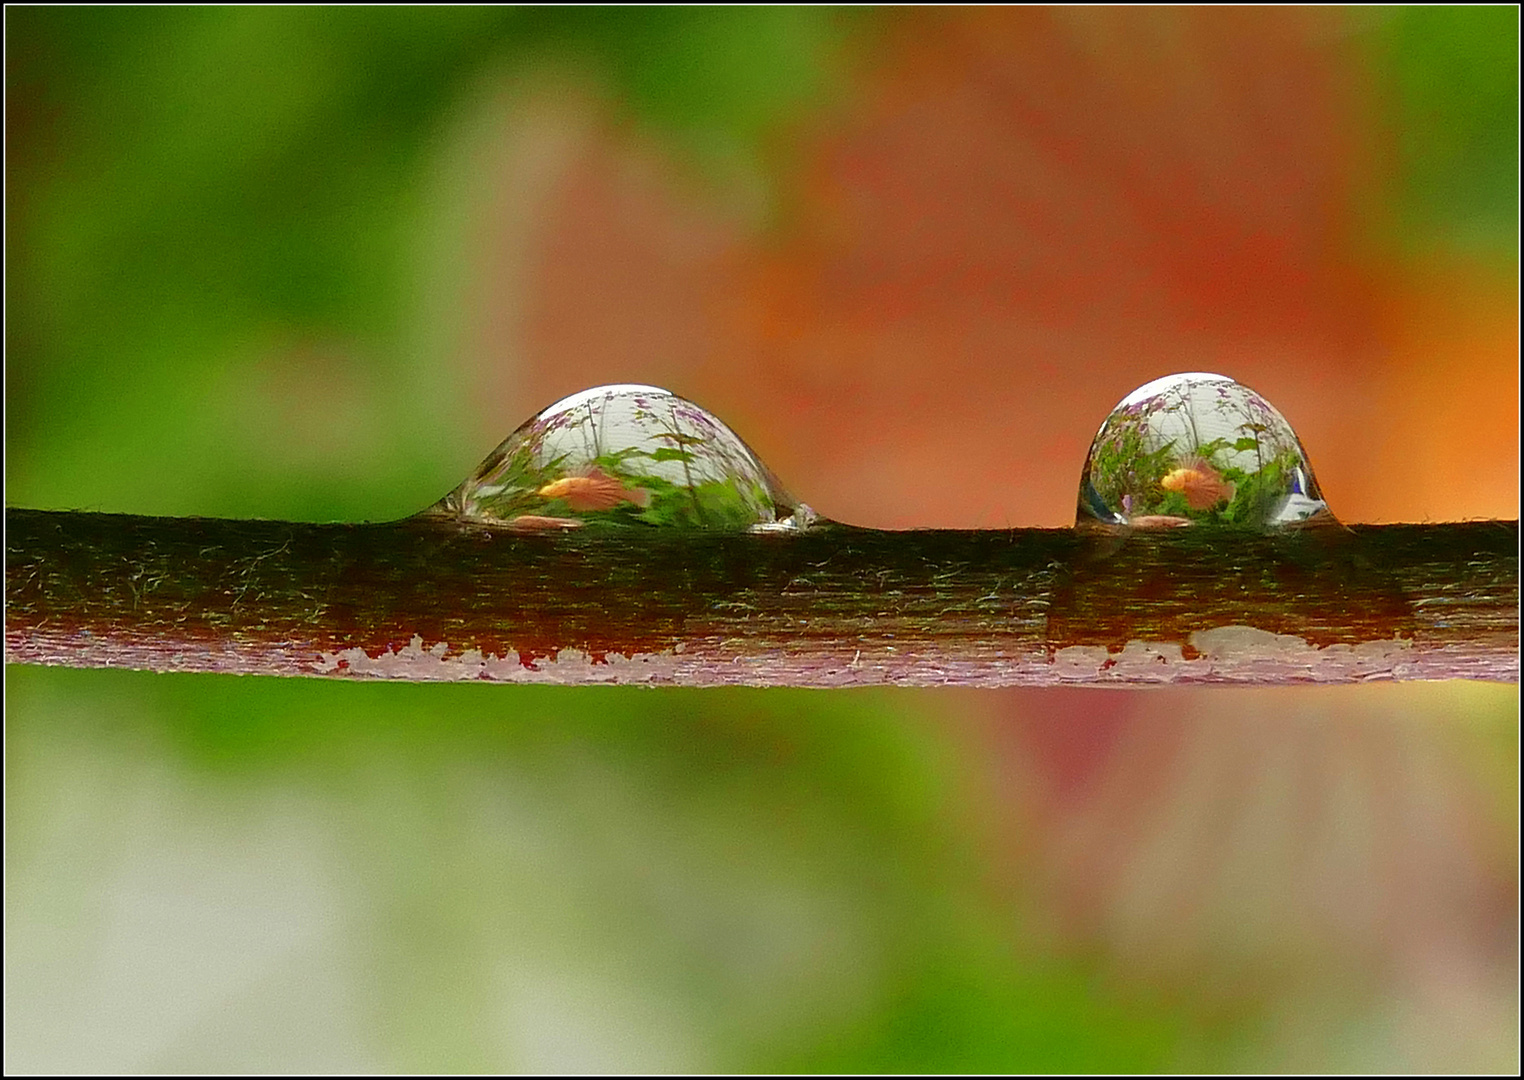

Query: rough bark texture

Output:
[4, 509, 1517, 686]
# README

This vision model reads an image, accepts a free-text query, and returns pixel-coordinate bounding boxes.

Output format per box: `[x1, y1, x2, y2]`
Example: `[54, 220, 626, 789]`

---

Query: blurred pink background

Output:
[6, 7, 1515, 1072]
[454, 8, 1517, 531]
[446, 9, 1517, 1069]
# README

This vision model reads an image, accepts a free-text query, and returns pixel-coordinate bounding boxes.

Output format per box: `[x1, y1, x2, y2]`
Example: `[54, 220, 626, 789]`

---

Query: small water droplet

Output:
[1077, 372, 1334, 530]
[425, 384, 816, 531]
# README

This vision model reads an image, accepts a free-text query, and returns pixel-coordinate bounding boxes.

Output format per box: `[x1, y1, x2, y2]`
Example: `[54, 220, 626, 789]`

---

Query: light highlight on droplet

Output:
[426, 384, 816, 531]
[1077, 372, 1333, 530]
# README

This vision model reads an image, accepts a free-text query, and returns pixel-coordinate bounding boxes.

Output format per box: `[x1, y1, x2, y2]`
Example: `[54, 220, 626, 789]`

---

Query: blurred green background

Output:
[5, 7, 1518, 1072]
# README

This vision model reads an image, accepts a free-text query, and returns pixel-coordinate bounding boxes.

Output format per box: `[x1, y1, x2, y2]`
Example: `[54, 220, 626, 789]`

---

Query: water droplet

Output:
[425, 384, 816, 531]
[1077, 372, 1334, 530]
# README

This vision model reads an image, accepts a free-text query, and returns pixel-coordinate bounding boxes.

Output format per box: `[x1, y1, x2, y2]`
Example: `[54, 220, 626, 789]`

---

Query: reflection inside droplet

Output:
[1077, 372, 1334, 530]
[425, 384, 816, 531]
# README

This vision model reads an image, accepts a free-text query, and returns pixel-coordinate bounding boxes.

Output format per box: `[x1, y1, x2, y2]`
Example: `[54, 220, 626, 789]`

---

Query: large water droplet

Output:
[426, 384, 815, 531]
[1077, 372, 1334, 529]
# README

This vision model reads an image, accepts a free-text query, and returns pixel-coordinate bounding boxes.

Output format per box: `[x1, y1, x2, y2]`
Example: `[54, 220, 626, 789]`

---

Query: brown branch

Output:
[4, 509, 1517, 686]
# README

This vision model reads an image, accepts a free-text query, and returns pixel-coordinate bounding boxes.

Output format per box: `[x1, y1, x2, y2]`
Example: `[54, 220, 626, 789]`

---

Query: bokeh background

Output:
[5, 7, 1518, 1072]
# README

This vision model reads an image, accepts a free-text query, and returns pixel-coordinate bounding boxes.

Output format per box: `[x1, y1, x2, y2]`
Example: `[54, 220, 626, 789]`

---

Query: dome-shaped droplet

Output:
[425, 384, 815, 531]
[1077, 373, 1333, 530]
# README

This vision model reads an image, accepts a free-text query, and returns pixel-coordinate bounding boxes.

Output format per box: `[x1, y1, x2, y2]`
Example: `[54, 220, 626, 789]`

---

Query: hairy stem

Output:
[4, 509, 1517, 686]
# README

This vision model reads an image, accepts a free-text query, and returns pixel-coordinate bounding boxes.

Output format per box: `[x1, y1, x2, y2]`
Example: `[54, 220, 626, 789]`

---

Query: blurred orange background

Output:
[6, 7, 1517, 1073]
[460, 7, 1517, 530]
